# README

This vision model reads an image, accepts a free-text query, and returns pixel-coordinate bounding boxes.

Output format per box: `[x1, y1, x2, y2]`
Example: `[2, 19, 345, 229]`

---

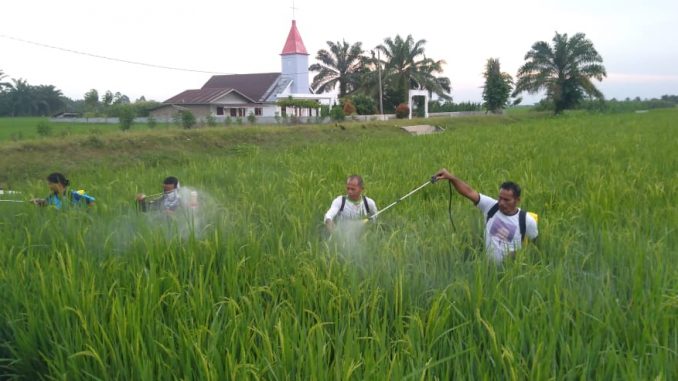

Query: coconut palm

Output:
[375, 34, 451, 107]
[309, 40, 368, 98]
[513, 32, 606, 114]
[0, 69, 12, 92]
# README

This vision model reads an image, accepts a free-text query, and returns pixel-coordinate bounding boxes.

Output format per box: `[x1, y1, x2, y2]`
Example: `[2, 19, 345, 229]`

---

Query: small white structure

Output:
[401, 125, 444, 136]
[408, 89, 429, 119]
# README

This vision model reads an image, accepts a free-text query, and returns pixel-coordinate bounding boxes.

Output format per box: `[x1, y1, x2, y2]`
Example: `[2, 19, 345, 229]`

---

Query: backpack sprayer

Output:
[365, 175, 456, 229]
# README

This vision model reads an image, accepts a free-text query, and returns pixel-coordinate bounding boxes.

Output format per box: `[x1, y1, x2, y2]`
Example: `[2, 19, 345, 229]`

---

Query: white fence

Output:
[48, 111, 493, 125]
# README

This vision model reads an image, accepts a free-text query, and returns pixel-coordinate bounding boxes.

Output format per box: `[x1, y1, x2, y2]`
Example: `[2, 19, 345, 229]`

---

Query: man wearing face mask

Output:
[136, 176, 181, 212]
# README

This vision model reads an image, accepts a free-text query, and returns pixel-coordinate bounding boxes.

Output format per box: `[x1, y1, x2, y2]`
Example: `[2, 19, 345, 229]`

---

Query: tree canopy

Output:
[309, 40, 368, 98]
[482, 58, 513, 113]
[513, 32, 607, 114]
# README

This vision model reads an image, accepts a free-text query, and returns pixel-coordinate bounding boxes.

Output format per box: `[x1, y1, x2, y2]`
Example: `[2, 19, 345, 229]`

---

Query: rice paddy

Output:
[0, 109, 676, 379]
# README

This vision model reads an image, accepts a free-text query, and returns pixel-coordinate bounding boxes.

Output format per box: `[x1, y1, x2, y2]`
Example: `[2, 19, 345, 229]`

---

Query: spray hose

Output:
[365, 175, 456, 230]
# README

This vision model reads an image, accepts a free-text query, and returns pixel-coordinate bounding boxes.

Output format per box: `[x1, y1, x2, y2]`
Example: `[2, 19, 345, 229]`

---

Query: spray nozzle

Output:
[430, 175, 438, 184]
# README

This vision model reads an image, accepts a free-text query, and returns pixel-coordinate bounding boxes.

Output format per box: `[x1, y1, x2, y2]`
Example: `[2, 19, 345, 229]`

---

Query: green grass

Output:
[0, 109, 676, 379]
[0, 117, 169, 141]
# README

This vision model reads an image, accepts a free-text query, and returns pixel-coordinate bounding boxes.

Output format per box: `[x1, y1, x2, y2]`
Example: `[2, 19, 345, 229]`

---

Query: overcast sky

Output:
[2, 0, 677, 104]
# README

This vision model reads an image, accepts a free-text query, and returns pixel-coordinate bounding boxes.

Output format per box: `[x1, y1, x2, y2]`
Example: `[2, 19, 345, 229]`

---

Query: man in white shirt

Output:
[324, 175, 378, 232]
[435, 168, 538, 262]
[136, 176, 181, 212]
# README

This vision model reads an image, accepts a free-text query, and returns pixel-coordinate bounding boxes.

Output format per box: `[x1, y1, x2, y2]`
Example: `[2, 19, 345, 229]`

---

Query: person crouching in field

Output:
[435, 168, 538, 262]
[32, 172, 95, 209]
[324, 175, 378, 233]
[136, 176, 181, 213]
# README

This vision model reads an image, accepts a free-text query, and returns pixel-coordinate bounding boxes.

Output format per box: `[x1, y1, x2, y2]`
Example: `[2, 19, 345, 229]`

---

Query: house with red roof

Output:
[151, 20, 335, 122]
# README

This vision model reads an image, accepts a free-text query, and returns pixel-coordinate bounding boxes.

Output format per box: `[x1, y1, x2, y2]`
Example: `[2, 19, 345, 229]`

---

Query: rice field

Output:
[0, 110, 676, 379]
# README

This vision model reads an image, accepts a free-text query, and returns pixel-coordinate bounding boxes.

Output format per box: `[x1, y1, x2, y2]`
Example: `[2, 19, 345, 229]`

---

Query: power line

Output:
[0, 33, 232, 75]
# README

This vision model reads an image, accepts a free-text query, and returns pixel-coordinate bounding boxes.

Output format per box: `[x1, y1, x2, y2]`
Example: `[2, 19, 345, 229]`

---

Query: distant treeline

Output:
[533, 95, 678, 113]
[0, 72, 159, 118]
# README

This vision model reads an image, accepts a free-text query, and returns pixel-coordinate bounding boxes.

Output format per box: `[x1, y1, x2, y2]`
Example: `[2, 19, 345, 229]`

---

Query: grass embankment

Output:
[0, 113, 526, 183]
[0, 109, 676, 379]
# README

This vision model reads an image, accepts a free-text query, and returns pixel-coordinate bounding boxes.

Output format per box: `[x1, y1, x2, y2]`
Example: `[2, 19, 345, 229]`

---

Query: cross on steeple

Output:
[291, 0, 298, 19]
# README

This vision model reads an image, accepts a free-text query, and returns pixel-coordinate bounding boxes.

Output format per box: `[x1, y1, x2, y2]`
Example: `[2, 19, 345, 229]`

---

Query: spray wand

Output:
[365, 176, 438, 221]
[364, 174, 456, 229]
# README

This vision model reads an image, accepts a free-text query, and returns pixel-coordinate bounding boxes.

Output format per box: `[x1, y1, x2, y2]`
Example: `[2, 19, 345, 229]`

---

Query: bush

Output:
[224, 116, 232, 126]
[274, 112, 281, 124]
[36, 121, 52, 137]
[206, 114, 217, 127]
[247, 112, 256, 125]
[117, 105, 136, 131]
[181, 111, 196, 129]
[320, 105, 330, 119]
[235, 117, 243, 125]
[352, 95, 377, 115]
[395, 103, 409, 119]
[342, 99, 356, 115]
[147, 116, 157, 129]
[330, 106, 345, 121]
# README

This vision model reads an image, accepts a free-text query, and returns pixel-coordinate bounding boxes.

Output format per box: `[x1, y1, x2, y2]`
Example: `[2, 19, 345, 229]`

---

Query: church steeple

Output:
[281, 20, 308, 55]
[280, 20, 310, 94]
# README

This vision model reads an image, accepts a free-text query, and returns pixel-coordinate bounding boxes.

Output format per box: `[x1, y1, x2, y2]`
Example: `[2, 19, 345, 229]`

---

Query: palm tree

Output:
[0, 69, 12, 92]
[309, 40, 368, 98]
[375, 34, 451, 108]
[513, 32, 606, 114]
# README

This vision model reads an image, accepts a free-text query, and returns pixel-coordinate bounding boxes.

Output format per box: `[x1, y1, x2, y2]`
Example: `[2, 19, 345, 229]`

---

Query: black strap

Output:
[339, 196, 346, 213]
[339, 196, 371, 217]
[487, 202, 527, 240]
[486, 203, 499, 222]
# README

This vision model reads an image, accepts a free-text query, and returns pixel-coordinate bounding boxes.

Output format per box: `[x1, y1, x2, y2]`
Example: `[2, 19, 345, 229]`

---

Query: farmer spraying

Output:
[136, 176, 182, 212]
[324, 175, 378, 233]
[31, 172, 95, 209]
[435, 168, 538, 262]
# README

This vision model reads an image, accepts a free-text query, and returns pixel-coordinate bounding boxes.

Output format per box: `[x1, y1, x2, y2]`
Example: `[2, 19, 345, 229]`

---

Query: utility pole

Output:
[377, 49, 384, 117]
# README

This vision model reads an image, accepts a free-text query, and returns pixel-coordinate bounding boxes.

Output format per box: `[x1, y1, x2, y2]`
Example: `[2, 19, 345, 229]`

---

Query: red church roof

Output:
[281, 20, 308, 55]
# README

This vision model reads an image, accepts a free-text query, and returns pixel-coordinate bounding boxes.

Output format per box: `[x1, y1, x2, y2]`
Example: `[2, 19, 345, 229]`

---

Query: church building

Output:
[150, 20, 334, 121]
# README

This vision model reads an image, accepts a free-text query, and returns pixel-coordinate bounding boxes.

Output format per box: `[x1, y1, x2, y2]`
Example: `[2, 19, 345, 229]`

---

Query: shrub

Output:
[224, 116, 232, 126]
[206, 114, 217, 127]
[395, 103, 409, 119]
[330, 106, 345, 121]
[352, 95, 377, 115]
[247, 112, 256, 125]
[342, 99, 356, 115]
[181, 111, 196, 129]
[117, 105, 136, 131]
[235, 117, 243, 125]
[147, 116, 157, 129]
[274, 112, 281, 124]
[36, 121, 52, 137]
[320, 105, 330, 119]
